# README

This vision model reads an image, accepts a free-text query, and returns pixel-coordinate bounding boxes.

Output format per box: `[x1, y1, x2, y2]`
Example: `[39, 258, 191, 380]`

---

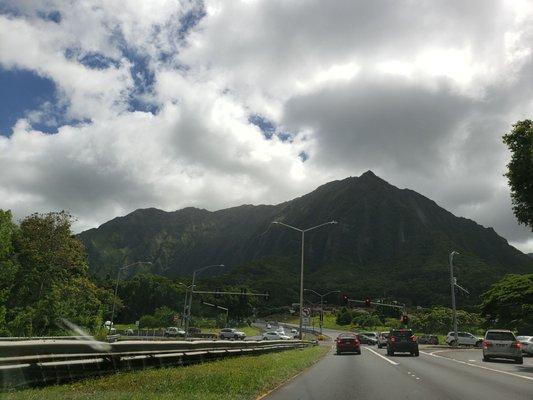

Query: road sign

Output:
[302, 317, 310, 326]
[302, 307, 311, 317]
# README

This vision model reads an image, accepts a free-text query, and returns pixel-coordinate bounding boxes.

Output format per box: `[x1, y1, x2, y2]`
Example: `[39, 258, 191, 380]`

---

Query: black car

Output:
[418, 334, 439, 345]
[387, 329, 419, 356]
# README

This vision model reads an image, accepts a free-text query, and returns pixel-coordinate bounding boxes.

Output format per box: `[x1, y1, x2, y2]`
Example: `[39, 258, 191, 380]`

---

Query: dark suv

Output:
[387, 329, 419, 356]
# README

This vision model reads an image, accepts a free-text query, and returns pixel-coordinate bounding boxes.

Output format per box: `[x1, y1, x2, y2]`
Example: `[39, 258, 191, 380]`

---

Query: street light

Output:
[304, 289, 340, 334]
[184, 264, 225, 337]
[272, 220, 337, 340]
[449, 251, 459, 346]
[110, 261, 152, 332]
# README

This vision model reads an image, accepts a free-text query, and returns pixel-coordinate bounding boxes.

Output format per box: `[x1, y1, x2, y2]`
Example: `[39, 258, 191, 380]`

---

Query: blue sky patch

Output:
[298, 151, 309, 162]
[249, 114, 276, 139]
[0, 68, 57, 135]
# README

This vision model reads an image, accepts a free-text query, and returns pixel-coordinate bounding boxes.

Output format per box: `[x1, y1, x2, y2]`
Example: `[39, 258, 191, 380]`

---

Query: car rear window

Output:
[486, 332, 515, 341]
[339, 333, 356, 339]
[391, 330, 413, 339]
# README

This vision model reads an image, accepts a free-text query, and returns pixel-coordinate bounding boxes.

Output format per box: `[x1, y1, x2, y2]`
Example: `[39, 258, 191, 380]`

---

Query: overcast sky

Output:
[1, 0, 532, 252]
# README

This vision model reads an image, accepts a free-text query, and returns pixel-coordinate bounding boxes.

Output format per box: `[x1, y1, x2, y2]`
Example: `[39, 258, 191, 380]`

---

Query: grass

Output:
[4, 345, 329, 400]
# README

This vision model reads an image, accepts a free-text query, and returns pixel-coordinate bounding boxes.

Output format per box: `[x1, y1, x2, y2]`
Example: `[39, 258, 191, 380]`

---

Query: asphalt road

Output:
[266, 327, 533, 400]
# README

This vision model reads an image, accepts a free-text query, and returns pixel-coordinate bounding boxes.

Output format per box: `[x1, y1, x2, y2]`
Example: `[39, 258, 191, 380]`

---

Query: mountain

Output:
[79, 171, 532, 307]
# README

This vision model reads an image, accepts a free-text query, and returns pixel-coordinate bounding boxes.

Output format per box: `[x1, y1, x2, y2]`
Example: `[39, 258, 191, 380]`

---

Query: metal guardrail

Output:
[0, 339, 313, 390]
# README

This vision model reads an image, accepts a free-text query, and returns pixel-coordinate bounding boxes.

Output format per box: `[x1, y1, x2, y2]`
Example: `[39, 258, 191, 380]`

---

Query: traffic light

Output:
[365, 298, 371, 307]
[341, 293, 349, 305]
[402, 314, 409, 324]
[240, 288, 247, 301]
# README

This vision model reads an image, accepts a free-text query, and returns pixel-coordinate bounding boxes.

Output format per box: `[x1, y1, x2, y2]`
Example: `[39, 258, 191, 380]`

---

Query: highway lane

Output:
[266, 327, 533, 400]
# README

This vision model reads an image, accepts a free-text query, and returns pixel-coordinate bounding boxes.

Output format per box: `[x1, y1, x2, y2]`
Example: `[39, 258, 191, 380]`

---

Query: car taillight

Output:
[482, 340, 492, 349]
[390, 336, 396, 342]
[511, 341, 522, 349]
[411, 335, 417, 342]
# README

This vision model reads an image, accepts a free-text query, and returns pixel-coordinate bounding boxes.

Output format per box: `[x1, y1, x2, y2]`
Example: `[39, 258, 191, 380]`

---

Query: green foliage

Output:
[0, 210, 19, 335]
[115, 273, 184, 323]
[503, 119, 533, 230]
[2, 211, 110, 336]
[139, 315, 160, 328]
[352, 312, 381, 328]
[410, 307, 483, 334]
[481, 274, 533, 332]
[336, 307, 352, 325]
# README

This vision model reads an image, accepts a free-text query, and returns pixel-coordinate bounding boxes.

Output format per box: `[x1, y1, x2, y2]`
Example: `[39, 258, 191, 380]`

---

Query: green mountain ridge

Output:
[79, 171, 532, 307]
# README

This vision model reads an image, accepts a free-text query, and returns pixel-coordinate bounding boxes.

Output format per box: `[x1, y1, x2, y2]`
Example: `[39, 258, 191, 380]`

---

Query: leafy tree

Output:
[0, 210, 19, 335]
[410, 307, 483, 334]
[503, 119, 533, 230]
[352, 312, 381, 328]
[7, 212, 104, 335]
[336, 307, 352, 325]
[139, 314, 160, 328]
[480, 274, 533, 332]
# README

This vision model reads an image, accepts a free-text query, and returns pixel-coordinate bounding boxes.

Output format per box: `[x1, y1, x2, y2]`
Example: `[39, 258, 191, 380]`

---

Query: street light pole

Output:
[449, 251, 459, 346]
[273, 220, 337, 340]
[110, 261, 152, 332]
[185, 264, 225, 337]
[304, 289, 340, 334]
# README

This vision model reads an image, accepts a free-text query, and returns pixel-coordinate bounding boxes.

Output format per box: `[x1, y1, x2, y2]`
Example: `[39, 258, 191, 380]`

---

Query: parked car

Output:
[516, 336, 533, 356]
[336, 333, 361, 355]
[387, 329, 419, 356]
[377, 331, 389, 348]
[418, 334, 439, 345]
[482, 330, 523, 364]
[266, 323, 272, 329]
[291, 328, 298, 334]
[125, 328, 134, 336]
[262, 331, 291, 340]
[446, 331, 483, 347]
[358, 332, 378, 345]
[219, 328, 246, 340]
[165, 327, 186, 337]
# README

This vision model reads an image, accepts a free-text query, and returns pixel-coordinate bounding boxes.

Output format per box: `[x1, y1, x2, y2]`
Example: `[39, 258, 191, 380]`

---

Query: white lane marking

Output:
[364, 346, 399, 365]
[420, 351, 533, 382]
[416, 377, 420, 380]
[468, 359, 476, 362]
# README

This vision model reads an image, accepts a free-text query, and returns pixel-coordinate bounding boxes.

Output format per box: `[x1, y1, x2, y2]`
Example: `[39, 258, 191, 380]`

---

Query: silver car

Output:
[377, 331, 389, 348]
[517, 336, 533, 356]
[482, 330, 523, 364]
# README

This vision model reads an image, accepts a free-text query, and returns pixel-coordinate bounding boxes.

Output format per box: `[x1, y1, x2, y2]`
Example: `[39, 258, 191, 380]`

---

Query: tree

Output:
[503, 119, 533, 230]
[480, 274, 533, 333]
[7, 211, 104, 335]
[0, 210, 19, 335]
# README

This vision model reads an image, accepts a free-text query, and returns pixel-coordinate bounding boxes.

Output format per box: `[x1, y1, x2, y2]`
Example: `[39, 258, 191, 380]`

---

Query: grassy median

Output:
[4, 345, 329, 400]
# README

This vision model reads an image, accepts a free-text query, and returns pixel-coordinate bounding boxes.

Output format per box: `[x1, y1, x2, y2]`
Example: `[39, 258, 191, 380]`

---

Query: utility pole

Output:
[450, 251, 459, 346]
[304, 289, 340, 335]
[272, 220, 337, 339]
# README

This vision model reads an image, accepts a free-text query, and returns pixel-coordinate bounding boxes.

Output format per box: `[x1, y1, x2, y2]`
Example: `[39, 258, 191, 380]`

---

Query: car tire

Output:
[357, 350, 361, 355]
[449, 340, 457, 347]
[414, 350, 419, 357]
[390, 350, 395, 356]
[475, 340, 483, 348]
[515, 357, 524, 365]
[482, 355, 490, 362]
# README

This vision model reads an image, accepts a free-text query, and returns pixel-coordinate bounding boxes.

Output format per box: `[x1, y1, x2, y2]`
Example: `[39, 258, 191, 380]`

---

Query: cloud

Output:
[0, 0, 532, 253]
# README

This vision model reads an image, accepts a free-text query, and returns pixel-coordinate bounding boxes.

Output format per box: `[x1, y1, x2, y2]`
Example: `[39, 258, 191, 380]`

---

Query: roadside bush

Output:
[352, 313, 381, 328]
[336, 307, 352, 325]
[139, 315, 160, 328]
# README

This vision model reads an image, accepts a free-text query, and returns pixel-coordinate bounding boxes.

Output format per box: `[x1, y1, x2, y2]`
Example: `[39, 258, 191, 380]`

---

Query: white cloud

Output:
[0, 0, 532, 254]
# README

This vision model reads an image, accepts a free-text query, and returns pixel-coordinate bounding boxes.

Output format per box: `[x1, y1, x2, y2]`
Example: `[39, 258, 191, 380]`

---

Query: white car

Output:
[262, 331, 291, 340]
[165, 327, 186, 337]
[291, 328, 298, 334]
[446, 331, 483, 347]
[266, 323, 272, 329]
[517, 336, 533, 355]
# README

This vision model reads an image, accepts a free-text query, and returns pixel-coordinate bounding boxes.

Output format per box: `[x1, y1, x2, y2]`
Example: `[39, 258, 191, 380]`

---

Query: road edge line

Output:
[255, 344, 332, 400]
[419, 351, 533, 382]
[364, 346, 399, 366]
